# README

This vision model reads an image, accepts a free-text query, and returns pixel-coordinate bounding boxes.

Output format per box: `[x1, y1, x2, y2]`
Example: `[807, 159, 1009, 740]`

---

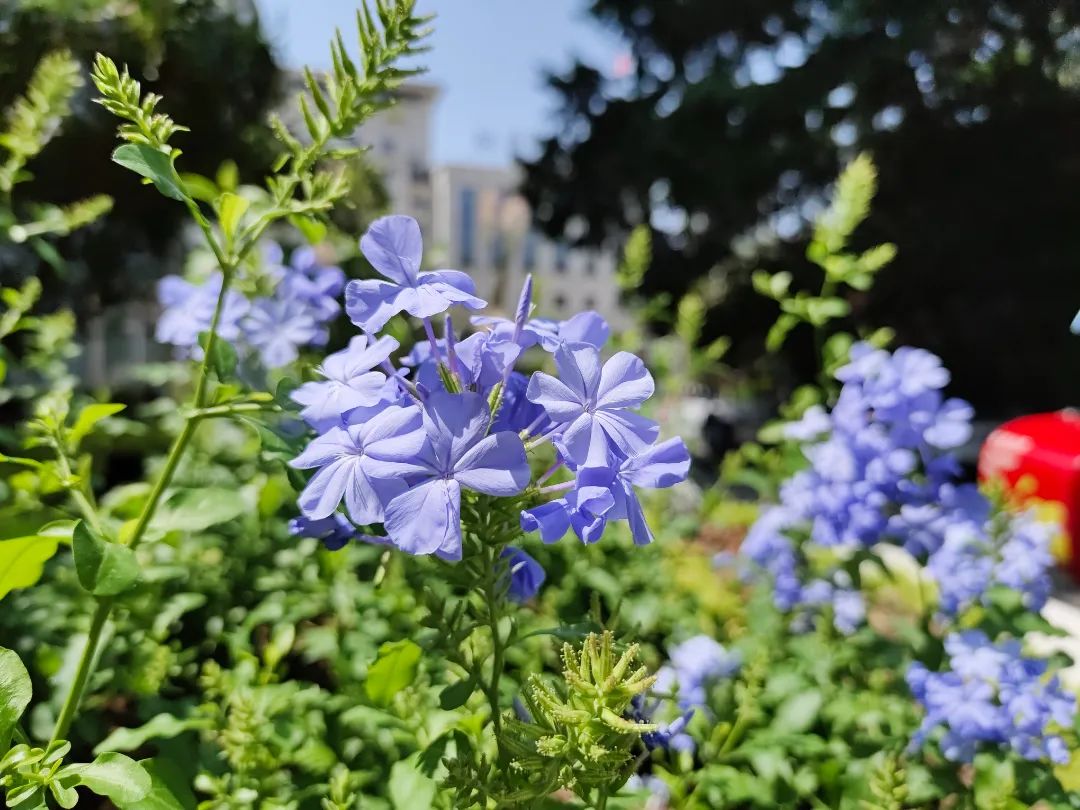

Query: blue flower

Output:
[741, 343, 989, 632]
[927, 510, 1054, 618]
[282, 245, 346, 320]
[345, 215, 486, 333]
[290, 335, 399, 431]
[629, 693, 695, 753]
[527, 342, 658, 467]
[290, 405, 427, 524]
[156, 273, 249, 352]
[907, 630, 1075, 764]
[492, 371, 549, 434]
[243, 293, 327, 369]
[289, 514, 356, 550]
[501, 546, 545, 602]
[382, 391, 530, 560]
[664, 635, 741, 709]
[472, 307, 610, 353]
[521, 437, 690, 546]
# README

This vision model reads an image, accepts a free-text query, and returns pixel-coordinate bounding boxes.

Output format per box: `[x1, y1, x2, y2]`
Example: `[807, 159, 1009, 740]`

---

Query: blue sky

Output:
[253, 1, 626, 166]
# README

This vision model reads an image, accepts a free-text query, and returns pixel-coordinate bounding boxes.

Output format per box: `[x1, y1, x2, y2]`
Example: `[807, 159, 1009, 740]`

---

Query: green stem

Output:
[482, 553, 507, 761]
[718, 704, 752, 756]
[49, 263, 237, 746]
[49, 596, 111, 747]
[190, 401, 280, 421]
[594, 787, 609, 810]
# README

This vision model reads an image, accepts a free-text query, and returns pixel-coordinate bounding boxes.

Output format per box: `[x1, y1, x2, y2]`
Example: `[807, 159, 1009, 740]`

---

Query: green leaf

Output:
[771, 690, 823, 734]
[766, 313, 799, 352]
[973, 752, 1015, 810]
[365, 639, 422, 708]
[95, 713, 209, 754]
[197, 332, 237, 380]
[65, 752, 152, 804]
[72, 520, 139, 596]
[438, 676, 477, 711]
[388, 755, 436, 810]
[112, 144, 188, 202]
[0, 452, 43, 469]
[115, 758, 195, 810]
[69, 402, 126, 449]
[287, 214, 328, 244]
[216, 192, 249, 240]
[417, 731, 458, 777]
[151, 488, 246, 533]
[0, 535, 61, 601]
[0, 647, 32, 751]
[805, 297, 850, 327]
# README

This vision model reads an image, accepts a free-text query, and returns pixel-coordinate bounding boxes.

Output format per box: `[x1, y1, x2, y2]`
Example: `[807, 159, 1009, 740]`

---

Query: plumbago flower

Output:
[156, 242, 343, 368]
[629, 635, 740, 752]
[907, 631, 1075, 764]
[345, 214, 486, 333]
[740, 342, 1055, 634]
[287, 214, 689, 570]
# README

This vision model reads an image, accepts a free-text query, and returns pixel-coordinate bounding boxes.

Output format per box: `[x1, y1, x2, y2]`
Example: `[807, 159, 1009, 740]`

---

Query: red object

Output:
[978, 410, 1080, 578]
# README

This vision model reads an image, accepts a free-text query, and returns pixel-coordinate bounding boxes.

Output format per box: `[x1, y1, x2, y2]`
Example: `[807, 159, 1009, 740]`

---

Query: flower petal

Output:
[290, 427, 353, 469]
[423, 391, 491, 471]
[360, 215, 422, 284]
[344, 466, 393, 524]
[595, 410, 660, 455]
[521, 500, 571, 544]
[345, 279, 410, 333]
[559, 311, 609, 348]
[596, 352, 654, 410]
[526, 371, 587, 422]
[553, 342, 602, 404]
[622, 437, 691, 489]
[619, 477, 654, 545]
[384, 478, 461, 556]
[454, 432, 530, 495]
[298, 458, 356, 519]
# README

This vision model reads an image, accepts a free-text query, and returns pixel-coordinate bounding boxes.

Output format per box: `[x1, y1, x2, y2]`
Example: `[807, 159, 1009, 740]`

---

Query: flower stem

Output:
[537, 480, 574, 496]
[49, 265, 236, 746]
[481, 545, 508, 762]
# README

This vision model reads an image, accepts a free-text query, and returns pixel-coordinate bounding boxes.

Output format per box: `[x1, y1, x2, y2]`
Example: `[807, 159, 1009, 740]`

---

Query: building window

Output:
[554, 294, 567, 312]
[523, 230, 538, 271]
[555, 242, 569, 273]
[460, 187, 476, 267]
[585, 253, 597, 275]
[584, 296, 596, 309]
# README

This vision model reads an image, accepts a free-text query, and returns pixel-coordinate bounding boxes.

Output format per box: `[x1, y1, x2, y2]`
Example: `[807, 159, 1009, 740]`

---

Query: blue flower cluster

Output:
[907, 630, 1075, 764]
[157, 244, 344, 368]
[740, 342, 1054, 632]
[287, 215, 689, 563]
[927, 511, 1054, 618]
[632, 635, 740, 752]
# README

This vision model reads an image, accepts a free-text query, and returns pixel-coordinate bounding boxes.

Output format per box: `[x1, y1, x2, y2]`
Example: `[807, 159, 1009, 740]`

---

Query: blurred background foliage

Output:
[0, 0, 281, 319]
[521, 0, 1080, 417]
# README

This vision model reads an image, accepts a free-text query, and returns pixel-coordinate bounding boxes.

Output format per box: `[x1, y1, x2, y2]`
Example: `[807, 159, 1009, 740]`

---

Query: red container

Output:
[978, 410, 1080, 578]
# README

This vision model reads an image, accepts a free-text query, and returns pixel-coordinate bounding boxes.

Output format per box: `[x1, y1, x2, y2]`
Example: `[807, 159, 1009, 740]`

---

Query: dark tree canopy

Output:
[0, 0, 281, 317]
[521, 0, 1080, 416]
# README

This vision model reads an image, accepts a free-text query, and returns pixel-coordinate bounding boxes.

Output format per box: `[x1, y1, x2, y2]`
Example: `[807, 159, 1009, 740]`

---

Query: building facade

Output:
[431, 164, 626, 325]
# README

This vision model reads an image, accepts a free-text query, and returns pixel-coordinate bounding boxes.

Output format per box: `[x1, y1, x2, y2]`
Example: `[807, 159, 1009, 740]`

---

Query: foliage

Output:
[0, 0, 281, 316]
[521, 0, 1080, 415]
[1, 5, 1077, 810]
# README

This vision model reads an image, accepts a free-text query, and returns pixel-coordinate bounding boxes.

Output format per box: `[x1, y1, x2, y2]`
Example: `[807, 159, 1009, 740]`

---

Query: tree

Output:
[521, 1, 1080, 415]
[0, 0, 281, 318]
